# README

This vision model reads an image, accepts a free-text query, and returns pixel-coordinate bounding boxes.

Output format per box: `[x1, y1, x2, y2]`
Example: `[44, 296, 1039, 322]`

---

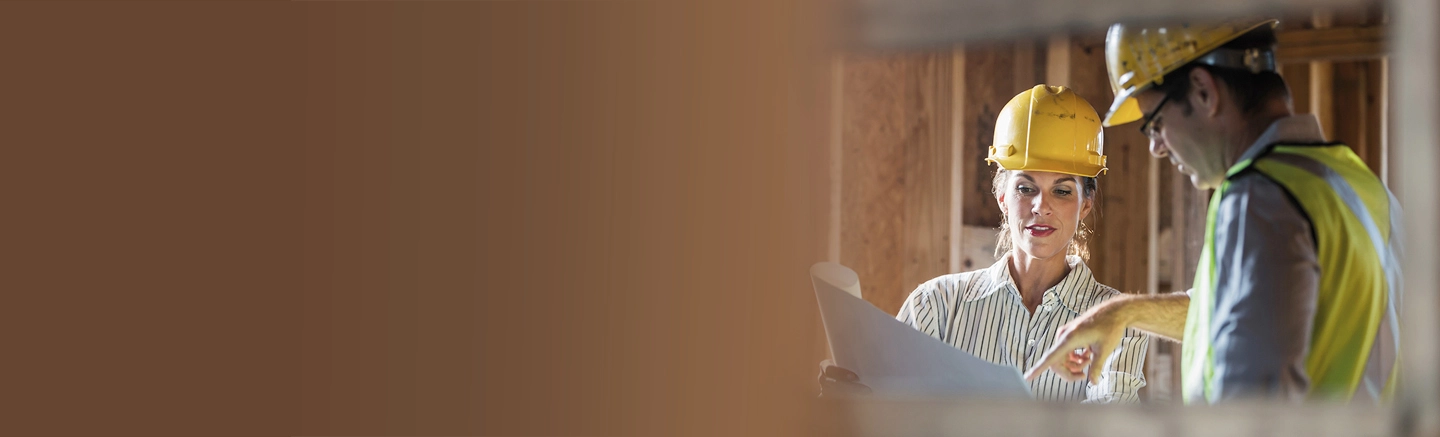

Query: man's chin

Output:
[1188, 173, 1223, 190]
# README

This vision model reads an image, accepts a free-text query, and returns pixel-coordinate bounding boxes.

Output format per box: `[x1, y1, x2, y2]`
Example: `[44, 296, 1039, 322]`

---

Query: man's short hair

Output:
[1152, 25, 1289, 116]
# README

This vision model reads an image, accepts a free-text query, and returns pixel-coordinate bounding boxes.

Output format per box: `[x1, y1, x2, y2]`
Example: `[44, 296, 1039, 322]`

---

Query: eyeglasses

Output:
[1139, 93, 1171, 140]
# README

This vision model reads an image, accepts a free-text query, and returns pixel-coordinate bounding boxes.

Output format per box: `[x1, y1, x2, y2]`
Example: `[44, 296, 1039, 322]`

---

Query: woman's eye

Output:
[1016, 186, 1036, 194]
[1054, 188, 1072, 196]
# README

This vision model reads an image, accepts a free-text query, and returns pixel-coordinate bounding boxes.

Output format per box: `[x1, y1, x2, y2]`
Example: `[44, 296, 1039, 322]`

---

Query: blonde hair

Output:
[991, 169, 1098, 260]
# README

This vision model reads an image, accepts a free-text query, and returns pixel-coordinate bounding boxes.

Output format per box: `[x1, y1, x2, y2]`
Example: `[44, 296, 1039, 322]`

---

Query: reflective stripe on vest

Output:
[1181, 144, 1401, 404]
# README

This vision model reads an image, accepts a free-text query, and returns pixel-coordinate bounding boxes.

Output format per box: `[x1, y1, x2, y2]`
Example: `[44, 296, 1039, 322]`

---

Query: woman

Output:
[821, 85, 1148, 403]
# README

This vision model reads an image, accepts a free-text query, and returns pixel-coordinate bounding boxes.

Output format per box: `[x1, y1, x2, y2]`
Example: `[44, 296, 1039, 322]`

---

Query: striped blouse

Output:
[895, 254, 1149, 403]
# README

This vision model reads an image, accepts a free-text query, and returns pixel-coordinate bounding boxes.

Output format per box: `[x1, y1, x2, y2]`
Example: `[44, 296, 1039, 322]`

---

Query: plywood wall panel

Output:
[959, 44, 1016, 229]
[837, 53, 954, 315]
[1065, 33, 1152, 296]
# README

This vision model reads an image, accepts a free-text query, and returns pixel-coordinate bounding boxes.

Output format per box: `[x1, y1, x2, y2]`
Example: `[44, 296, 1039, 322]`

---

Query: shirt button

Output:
[1028, 339, 1036, 347]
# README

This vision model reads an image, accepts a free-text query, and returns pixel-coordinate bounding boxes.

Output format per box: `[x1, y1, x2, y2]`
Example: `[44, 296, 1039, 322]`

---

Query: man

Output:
[1023, 19, 1402, 404]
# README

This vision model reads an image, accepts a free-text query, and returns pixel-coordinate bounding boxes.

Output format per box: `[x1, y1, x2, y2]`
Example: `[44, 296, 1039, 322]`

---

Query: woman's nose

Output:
[1031, 195, 1051, 215]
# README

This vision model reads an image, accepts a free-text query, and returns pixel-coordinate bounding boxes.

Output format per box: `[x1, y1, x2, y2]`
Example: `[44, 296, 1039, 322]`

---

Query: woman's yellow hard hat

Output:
[986, 84, 1106, 177]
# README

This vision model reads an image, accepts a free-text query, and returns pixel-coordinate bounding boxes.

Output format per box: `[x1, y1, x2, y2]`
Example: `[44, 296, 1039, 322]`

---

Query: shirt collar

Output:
[1235, 113, 1328, 165]
[969, 253, 1099, 315]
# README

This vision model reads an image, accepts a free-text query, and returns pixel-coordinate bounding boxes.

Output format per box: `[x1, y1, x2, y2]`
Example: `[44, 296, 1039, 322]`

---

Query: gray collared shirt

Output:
[896, 254, 1149, 403]
[1201, 114, 1326, 402]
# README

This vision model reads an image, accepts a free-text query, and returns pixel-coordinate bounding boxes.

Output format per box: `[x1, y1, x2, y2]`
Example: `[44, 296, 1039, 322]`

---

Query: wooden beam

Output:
[1333, 61, 1367, 161]
[1276, 25, 1387, 63]
[828, 57, 845, 263]
[1046, 35, 1071, 87]
[959, 43, 1013, 229]
[1309, 11, 1337, 142]
[1379, 58, 1390, 184]
[950, 47, 967, 273]
[848, 0, 1376, 48]
[1310, 61, 1336, 140]
[899, 54, 955, 304]
[1281, 62, 1312, 114]
[1014, 39, 1037, 90]
[1365, 59, 1386, 178]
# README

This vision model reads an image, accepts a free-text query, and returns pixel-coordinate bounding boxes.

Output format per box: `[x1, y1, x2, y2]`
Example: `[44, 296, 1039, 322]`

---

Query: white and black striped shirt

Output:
[895, 254, 1148, 403]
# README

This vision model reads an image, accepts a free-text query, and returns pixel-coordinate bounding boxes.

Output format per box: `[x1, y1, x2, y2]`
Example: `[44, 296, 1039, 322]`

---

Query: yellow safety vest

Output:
[1182, 144, 1401, 403]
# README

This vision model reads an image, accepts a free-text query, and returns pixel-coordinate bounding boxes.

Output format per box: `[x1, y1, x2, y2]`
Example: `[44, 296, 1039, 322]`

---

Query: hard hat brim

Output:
[1103, 92, 1144, 127]
[1101, 19, 1279, 127]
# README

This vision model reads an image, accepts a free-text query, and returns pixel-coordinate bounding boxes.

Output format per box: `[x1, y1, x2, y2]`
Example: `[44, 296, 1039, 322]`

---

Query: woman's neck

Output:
[1007, 251, 1071, 312]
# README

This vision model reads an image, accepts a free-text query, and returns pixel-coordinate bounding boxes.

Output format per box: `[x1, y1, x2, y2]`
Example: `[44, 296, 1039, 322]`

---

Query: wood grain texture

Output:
[1282, 62, 1312, 115]
[1311, 60, 1337, 141]
[1364, 59, 1386, 176]
[1066, 33, 1151, 297]
[959, 43, 1015, 229]
[1333, 61, 1367, 160]
[837, 52, 954, 315]
[1276, 26, 1387, 63]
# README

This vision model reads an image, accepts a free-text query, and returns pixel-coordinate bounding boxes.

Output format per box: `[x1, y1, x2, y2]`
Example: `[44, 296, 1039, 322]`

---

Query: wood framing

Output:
[958, 43, 1016, 230]
[1276, 25, 1387, 63]
[835, 53, 956, 314]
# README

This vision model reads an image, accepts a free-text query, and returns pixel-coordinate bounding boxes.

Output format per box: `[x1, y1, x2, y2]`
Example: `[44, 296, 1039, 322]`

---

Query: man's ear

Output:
[1190, 67, 1222, 118]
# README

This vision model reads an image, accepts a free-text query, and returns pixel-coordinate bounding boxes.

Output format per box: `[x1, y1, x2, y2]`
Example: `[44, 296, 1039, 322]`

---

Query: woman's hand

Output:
[817, 359, 872, 397]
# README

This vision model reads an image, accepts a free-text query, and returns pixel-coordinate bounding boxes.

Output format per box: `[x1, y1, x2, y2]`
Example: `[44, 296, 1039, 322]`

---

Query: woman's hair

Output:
[991, 169, 1099, 260]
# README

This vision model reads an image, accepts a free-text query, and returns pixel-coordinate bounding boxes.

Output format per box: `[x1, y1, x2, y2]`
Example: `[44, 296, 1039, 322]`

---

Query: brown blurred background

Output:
[0, 1, 832, 436]
[0, 0, 1433, 435]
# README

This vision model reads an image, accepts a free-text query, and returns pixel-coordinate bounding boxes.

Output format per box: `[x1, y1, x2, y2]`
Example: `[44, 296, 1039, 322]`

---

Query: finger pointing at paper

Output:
[1024, 305, 1127, 385]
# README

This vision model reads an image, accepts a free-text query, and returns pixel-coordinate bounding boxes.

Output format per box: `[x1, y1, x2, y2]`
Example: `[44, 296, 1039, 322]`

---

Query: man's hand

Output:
[1023, 301, 1129, 385]
[817, 359, 872, 397]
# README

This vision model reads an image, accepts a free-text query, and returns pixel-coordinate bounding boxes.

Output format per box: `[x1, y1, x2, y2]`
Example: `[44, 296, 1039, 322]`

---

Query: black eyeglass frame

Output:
[1138, 93, 1172, 139]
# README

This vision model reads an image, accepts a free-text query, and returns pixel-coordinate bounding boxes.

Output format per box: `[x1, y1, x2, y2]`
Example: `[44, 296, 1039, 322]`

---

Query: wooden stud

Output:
[1276, 26, 1387, 63]
[1379, 57, 1391, 184]
[1014, 39, 1036, 90]
[899, 54, 955, 301]
[1282, 63, 1312, 115]
[1311, 10, 1336, 141]
[1334, 61, 1366, 159]
[1310, 62, 1336, 141]
[950, 47, 967, 273]
[959, 43, 1014, 230]
[1046, 35, 1071, 88]
[828, 57, 845, 264]
[1064, 32, 1150, 297]
[1364, 59, 1386, 178]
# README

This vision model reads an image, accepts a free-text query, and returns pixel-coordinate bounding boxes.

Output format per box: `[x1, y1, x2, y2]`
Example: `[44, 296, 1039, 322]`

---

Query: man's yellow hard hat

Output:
[1102, 19, 1280, 127]
[986, 84, 1106, 177]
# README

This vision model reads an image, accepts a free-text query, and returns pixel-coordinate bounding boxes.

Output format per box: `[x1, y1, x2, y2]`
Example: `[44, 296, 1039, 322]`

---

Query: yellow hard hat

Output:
[1102, 19, 1279, 127]
[986, 84, 1106, 177]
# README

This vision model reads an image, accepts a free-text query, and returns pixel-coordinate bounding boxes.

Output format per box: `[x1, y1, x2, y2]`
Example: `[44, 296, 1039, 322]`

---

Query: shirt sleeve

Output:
[1082, 327, 1150, 404]
[1209, 173, 1319, 402]
[895, 280, 946, 342]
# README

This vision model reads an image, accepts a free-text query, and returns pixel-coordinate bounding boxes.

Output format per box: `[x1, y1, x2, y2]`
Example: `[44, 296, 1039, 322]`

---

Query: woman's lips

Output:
[1026, 225, 1056, 238]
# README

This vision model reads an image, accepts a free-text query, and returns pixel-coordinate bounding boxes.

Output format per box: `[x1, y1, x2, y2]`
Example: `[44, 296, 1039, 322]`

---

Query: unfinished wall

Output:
[830, 36, 1156, 322]
[826, 9, 1391, 402]
[833, 52, 954, 315]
